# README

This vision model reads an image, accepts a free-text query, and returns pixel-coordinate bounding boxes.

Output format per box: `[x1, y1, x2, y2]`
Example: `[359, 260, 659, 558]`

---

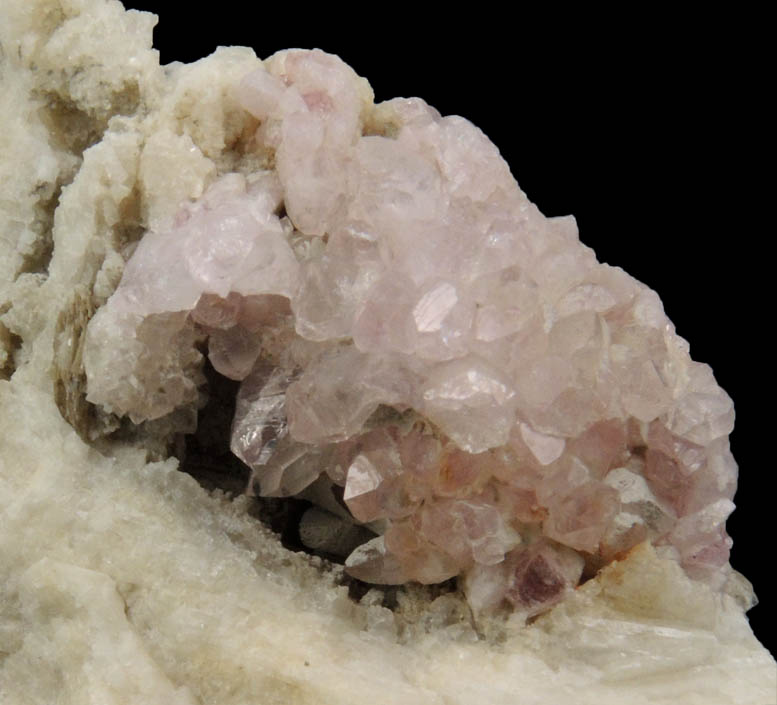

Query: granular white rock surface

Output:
[0, 1, 774, 704]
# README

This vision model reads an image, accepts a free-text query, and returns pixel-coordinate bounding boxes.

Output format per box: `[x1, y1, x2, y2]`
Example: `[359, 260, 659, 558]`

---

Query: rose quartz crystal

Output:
[84, 49, 738, 618]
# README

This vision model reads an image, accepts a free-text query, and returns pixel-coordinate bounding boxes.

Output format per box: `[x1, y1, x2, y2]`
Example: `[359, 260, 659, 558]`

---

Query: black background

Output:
[123, 2, 772, 655]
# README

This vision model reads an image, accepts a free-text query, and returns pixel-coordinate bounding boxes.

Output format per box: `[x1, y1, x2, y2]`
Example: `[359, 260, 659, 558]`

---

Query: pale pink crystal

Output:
[543, 481, 621, 553]
[83, 48, 740, 617]
[84, 171, 298, 419]
[343, 427, 409, 523]
[504, 540, 585, 617]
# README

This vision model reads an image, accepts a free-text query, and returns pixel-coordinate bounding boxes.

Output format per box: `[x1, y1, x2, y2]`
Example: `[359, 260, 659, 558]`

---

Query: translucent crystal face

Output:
[83, 49, 737, 618]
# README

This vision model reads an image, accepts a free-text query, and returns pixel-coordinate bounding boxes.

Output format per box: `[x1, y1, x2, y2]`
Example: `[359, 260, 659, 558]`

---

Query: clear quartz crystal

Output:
[84, 48, 738, 616]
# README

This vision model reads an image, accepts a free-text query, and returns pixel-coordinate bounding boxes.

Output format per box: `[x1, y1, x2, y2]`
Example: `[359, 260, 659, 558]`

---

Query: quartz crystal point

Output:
[84, 48, 738, 616]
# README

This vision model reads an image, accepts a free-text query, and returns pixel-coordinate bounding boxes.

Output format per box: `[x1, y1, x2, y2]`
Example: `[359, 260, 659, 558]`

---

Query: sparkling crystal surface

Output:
[84, 48, 738, 617]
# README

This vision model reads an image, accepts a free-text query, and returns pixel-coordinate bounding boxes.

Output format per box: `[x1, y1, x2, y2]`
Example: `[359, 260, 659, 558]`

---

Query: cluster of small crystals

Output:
[84, 49, 738, 617]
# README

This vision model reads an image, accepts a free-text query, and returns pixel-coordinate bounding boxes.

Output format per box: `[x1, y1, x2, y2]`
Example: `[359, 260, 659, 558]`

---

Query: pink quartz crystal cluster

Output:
[84, 49, 737, 617]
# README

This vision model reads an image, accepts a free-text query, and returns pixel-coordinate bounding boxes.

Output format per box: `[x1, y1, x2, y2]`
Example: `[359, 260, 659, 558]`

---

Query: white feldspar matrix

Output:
[84, 48, 738, 618]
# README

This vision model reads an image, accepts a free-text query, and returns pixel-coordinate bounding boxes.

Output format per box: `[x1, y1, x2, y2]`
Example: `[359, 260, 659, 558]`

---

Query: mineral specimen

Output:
[83, 47, 738, 619]
[3, 1, 775, 703]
